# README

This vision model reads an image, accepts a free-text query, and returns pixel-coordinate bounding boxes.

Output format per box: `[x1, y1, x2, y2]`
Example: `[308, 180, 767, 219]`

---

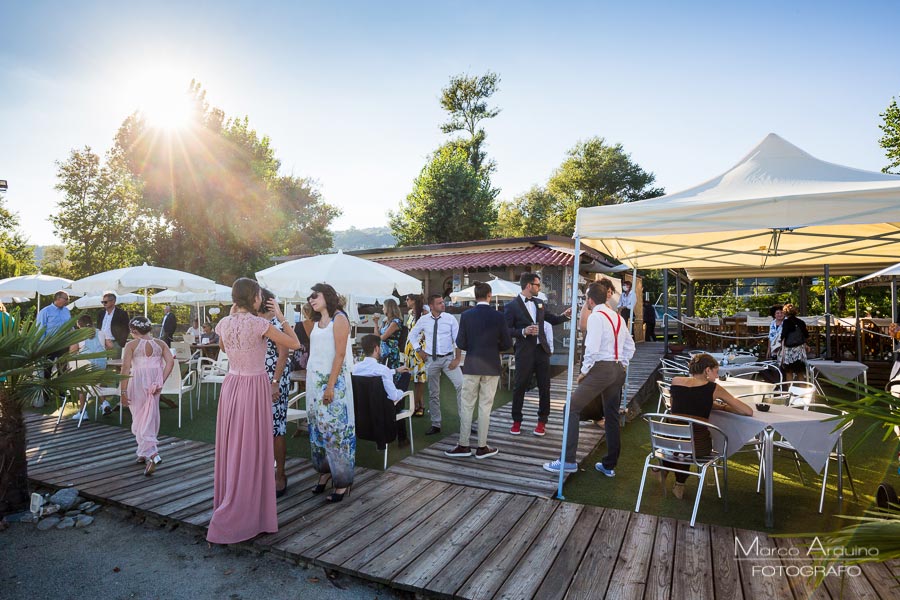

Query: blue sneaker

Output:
[595, 463, 615, 477]
[542, 460, 578, 473]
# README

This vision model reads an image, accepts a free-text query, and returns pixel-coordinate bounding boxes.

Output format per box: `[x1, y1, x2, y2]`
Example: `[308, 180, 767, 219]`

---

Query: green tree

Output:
[495, 186, 557, 238]
[879, 95, 900, 174]
[113, 81, 339, 283]
[389, 146, 498, 245]
[546, 137, 664, 235]
[39, 245, 75, 279]
[440, 71, 501, 174]
[0, 192, 36, 279]
[50, 147, 150, 278]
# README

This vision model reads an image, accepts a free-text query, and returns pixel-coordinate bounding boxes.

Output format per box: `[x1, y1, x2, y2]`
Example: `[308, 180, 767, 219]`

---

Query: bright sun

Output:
[137, 69, 194, 130]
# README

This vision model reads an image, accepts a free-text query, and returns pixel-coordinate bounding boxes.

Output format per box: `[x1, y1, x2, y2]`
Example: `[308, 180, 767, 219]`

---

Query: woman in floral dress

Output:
[306, 283, 355, 502]
[258, 288, 293, 497]
[403, 294, 429, 417]
[378, 299, 404, 371]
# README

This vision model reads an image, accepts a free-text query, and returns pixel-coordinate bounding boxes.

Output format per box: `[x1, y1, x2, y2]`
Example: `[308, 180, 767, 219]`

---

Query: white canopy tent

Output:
[575, 133, 900, 278]
[554, 133, 900, 506]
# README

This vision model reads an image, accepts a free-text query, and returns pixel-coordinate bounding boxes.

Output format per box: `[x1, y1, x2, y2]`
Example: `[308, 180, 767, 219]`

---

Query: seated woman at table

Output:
[201, 322, 219, 345]
[185, 319, 201, 341]
[779, 303, 809, 382]
[662, 353, 753, 499]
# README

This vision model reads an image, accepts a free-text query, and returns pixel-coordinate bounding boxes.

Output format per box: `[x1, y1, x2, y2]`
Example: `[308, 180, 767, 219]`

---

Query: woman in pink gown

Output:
[207, 278, 301, 545]
[120, 317, 175, 476]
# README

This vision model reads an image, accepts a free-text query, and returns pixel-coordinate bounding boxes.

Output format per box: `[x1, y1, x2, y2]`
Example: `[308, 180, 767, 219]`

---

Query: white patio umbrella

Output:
[69, 263, 216, 317]
[0, 273, 75, 313]
[152, 284, 233, 325]
[256, 250, 422, 301]
[450, 277, 547, 305]
[73, 292, 146, 309]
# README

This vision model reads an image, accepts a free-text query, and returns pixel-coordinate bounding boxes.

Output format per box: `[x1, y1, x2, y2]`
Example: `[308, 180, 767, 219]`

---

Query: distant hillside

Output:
[331, 227, 396, 251]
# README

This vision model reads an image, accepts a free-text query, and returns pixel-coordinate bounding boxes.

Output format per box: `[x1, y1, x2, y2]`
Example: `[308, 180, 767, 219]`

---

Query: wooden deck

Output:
[23, 412, 899, 599]
[390, 341, 665, 497]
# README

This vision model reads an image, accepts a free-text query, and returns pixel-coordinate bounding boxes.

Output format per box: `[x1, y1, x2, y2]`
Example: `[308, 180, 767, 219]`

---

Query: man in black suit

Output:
[160, 305, 177, 347]
[97, 292, 130, 351]
[445, 282, 513, 459]
[504, 272, 571, 436]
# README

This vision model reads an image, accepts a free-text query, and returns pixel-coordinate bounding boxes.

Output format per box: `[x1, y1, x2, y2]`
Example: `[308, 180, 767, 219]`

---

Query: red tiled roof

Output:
[370, 246, 575, 272]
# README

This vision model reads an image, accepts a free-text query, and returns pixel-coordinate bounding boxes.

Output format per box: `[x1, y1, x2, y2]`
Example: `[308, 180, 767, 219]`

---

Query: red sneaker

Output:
[509, 421, 521, 435]
[533, 422, 546, 436]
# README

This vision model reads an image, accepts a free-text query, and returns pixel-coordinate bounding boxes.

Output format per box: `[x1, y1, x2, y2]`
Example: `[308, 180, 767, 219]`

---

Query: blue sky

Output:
[1, 0, 898, 245]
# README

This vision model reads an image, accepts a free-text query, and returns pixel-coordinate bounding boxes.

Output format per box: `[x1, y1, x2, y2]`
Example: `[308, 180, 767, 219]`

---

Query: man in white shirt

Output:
[544, 278, 635, 476]
[407, 294, 463, 435]
[352, 334, 409, 403]
[617, 280, 636, 326]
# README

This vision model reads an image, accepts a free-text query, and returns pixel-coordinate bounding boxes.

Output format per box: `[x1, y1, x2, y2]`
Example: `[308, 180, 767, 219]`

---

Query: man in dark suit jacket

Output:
[160, 305, 177, 347]
[97, 292, 130, 350]
[504, 272, 571, 437]
[445, 282, 513, 459]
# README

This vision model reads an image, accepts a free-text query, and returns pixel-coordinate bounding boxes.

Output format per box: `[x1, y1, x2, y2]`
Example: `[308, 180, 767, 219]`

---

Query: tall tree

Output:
[879, 95, 900, 174]
[440, 71, 501, 174]
[113, 81, 339, 282]
[547, 137, 663, 235]
[495, 186, 557, 238]
[39, 245, 75, 279]
[389, 145, 498, 245]
[50, 147, 150, 278]
[0, 192, 35, 278]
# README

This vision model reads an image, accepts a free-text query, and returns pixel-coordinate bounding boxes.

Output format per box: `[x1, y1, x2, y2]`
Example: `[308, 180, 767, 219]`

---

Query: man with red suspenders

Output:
[543, 278, 635, 476]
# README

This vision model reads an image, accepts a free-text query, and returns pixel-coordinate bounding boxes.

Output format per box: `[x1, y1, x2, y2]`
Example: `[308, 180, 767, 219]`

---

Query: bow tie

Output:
[525, 297, 536, 303]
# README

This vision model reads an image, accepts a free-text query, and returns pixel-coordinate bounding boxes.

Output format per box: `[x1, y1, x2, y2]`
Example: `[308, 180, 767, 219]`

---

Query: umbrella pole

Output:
[144, 288, 149, 317]
[36, 292, 40, 316]
[557, 237, 582, 500]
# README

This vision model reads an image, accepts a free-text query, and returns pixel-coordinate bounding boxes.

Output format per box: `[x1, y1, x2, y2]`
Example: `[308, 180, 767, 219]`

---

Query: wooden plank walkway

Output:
[389, 341, 664, 497]
[23, 412, 896, 599]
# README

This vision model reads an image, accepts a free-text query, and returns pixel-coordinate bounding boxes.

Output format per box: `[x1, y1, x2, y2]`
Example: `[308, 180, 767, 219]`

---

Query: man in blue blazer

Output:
[504, 272, 571, 436]
[445, 282, 513, 459]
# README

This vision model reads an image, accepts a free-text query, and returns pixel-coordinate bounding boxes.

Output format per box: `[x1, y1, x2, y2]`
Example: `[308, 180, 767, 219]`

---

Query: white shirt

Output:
[101, 309, 114, 339]
[352, 357, 405, 403]
[408, 311, 458, 358]
[618, 289, 636, 311]
[186, 326, 201, 338]
[581, 303, 636, 374]
[518, 293, 537, 322]
[544, 321, 554, 354]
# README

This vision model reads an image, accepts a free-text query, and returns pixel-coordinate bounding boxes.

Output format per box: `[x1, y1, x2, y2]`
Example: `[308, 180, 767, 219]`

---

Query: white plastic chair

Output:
[197, 352, 228, 406]
[161, 366, 197, 428]
[772, 381, 816, 406]
[386, 389, 415, 469]
[635, 413, 728, 527]
[286, 391, 308, 427]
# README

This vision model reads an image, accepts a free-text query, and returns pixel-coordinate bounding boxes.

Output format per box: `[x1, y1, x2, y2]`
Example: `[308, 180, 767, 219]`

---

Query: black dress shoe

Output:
[425, 426, 442, 436]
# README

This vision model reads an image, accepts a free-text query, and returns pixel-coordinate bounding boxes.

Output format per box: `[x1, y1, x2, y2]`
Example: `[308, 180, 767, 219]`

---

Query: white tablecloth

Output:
[708, 352, 756, 365]
[717, 379, 775, 398]
[709, 404, 841, 473]
[718, 363, 764, 377]
[807, 360, 868, 385]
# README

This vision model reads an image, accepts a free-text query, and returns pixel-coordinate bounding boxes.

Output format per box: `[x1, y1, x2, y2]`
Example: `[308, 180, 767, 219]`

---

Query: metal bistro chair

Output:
[766, 402, 857, 512]
[771, 381, 817, 407]
[635, 413, 729, 527]
[656, 380, 672, 413]
[659, 358, 689, 384]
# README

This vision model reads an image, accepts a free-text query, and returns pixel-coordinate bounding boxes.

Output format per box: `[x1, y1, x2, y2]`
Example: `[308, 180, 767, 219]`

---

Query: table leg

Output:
[765, 428, 774, 528]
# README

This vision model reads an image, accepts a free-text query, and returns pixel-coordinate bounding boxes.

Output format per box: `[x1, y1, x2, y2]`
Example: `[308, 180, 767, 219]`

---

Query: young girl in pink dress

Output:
[206, 278, 301, 545]
[120, 316, 175, 476]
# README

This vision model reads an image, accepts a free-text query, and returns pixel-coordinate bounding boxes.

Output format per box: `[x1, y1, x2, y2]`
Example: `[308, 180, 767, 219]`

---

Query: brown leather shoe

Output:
[474, 446, 499, 460]
[444, 445, 472, 457]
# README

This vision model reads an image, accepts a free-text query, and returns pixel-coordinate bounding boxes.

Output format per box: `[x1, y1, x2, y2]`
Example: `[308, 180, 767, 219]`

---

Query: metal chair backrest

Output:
[643, 412, 727, 466]
[656, 380, 672, 411]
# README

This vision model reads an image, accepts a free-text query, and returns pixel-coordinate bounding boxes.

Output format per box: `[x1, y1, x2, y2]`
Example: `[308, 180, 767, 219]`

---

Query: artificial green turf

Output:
[560, 388, 900, 533]
[31, 372, 511, 472]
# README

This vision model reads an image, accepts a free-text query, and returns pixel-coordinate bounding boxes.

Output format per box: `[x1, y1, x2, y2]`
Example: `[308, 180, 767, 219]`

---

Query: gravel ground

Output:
[1, 504, 402, 600]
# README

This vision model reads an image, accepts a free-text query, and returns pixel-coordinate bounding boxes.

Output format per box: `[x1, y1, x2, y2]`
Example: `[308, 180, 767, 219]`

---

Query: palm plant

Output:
[799, 380, 900, 575]
[0, 310, 119, 514]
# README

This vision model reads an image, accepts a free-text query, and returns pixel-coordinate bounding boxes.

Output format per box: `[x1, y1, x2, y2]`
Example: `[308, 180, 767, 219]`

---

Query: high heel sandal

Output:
[672, 482, 685, 500]
[312, 474, 332, 495]
[326, 484, 352, 503]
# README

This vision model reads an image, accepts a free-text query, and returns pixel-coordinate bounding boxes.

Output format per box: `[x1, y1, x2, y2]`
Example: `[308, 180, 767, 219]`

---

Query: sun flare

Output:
[136, 68, 195, 131]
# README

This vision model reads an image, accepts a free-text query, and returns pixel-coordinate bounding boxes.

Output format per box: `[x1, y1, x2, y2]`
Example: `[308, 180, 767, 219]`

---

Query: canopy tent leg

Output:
[557, 236, 582, 500]
[663, 270, 669, 355]
[854, 290, 862, 362]
[824, 265, 831, 359]
[621, 263, 638, 412]
[676, 275, 683, 344]
[686, 279, 695, 317]
[892, 278, 898, 323]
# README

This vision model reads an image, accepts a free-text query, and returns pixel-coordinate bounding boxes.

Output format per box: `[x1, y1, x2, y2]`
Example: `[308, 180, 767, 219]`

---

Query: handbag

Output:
[784, 328, 805, 348]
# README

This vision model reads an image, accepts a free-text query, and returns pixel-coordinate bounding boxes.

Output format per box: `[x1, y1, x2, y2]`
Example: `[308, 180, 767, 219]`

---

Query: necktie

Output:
[432, 316, 439, 359]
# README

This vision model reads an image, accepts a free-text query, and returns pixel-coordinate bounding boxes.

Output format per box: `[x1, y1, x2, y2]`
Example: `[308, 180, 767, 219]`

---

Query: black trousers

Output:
[512, 345, 551, 423]
[644, 322, 657, 342]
